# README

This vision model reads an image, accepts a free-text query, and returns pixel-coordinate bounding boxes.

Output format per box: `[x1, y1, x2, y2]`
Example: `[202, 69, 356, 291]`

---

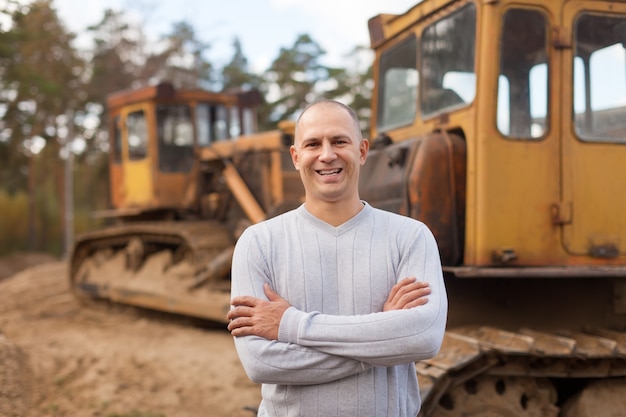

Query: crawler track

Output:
[418, 326, 626, 416]
[69, 221, 235, 323]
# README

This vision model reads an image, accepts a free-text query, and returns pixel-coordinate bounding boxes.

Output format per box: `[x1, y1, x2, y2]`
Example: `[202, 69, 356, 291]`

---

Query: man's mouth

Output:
[317, 168, 342, 176]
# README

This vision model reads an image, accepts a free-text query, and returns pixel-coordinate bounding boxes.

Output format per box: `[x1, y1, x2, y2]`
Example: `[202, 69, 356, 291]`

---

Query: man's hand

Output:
[227, 284, 291, 340]
[383, 277, 431, 311]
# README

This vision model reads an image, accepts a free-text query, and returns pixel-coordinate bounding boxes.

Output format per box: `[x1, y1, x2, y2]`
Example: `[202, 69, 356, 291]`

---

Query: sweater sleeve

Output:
[230, 227, 372, 385]
[277, 224, 447, 366]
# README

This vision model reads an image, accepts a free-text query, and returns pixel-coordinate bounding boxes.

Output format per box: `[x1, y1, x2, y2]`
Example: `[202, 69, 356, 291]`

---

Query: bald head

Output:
[294, 100, 362, 145]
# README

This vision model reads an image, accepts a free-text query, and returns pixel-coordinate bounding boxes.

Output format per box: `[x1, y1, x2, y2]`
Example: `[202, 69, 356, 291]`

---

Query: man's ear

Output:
[290, 145, 300, 170]
[359, 139, 370, 165]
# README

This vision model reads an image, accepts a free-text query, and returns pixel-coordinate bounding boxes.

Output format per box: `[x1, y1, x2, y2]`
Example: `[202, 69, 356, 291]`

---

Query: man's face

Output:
[290, 103, 369, 205]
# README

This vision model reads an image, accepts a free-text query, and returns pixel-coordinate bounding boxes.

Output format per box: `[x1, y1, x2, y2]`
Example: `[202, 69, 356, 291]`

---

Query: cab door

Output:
[121, 104, 155, 208]
[475, 3, 562, 266]
[560, 1, 626, 259]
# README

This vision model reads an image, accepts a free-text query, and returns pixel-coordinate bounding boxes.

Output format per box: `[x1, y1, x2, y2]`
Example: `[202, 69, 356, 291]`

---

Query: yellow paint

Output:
[370, 0, 626, 267]
[121, 103, 154, 208]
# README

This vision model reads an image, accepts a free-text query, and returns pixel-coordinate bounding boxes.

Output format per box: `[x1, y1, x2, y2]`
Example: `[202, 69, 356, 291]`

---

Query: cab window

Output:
[421, 3, 476, 117]
[196, 103, 230, 146]
[241, 107, 256, 135]
[376, 35, 418, 132]
[127, 110, 148, 160]
[497, 8, 549, 139]
[156, 104, 194, 173]
[573, 13, 626, 143]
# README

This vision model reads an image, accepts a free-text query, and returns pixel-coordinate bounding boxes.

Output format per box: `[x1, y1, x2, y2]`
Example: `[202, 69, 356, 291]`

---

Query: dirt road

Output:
[0, 259, 261, 417]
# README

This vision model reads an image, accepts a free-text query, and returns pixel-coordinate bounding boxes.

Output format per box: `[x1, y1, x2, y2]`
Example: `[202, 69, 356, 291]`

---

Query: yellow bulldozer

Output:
[71, 83, 303, 321]
[70, 0, 626, 415]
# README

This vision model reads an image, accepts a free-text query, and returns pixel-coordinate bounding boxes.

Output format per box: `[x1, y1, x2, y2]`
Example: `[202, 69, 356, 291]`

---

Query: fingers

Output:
[390, 278, 429, 302]
[230, 295, 259, 308]
[230, 284, 281, 307]
[402, 296, 429, 309]
[227, 287, 280, 322]
[227, 313, 260, 334]
[227, 305, 259, 335]
[226, 286, 287, 340]
[384, 277, 431, 311]
[226, 305, 252, 321]
[228, 317, 261, 337]
[400, 286, 431, 309]
[401, 282, 431, 308]
[264, 283, 283, 302]
[227, 315, 247, 332]
[386, 277, 411, 301]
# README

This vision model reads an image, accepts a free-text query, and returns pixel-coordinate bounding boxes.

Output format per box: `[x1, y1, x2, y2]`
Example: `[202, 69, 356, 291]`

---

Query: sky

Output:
[52, 0, 420, 72]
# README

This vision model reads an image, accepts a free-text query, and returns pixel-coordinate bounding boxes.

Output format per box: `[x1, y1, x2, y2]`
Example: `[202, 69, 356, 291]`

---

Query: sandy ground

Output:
[0, 255, 261, 417]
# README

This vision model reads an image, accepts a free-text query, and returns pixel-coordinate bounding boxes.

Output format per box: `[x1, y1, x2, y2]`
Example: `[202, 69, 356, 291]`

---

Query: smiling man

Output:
[290, 100, 368, 226]
[227, 100, 447, 417]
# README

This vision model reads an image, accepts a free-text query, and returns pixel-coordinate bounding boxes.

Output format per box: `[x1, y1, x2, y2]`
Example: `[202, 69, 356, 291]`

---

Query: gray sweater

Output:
[231, 202, 448, 417]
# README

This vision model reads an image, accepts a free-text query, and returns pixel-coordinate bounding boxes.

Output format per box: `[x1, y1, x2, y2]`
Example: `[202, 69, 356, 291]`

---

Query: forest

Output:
[0, 0, 374, 257]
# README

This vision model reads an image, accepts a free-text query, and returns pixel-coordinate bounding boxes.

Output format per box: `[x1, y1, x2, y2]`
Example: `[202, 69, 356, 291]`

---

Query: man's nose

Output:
[319, 141, 336, 161]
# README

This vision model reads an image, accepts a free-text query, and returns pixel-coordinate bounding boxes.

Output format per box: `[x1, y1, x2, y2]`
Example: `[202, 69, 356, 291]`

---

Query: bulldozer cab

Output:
[366, 0, 626, 272]
[106, 82, 260, 219]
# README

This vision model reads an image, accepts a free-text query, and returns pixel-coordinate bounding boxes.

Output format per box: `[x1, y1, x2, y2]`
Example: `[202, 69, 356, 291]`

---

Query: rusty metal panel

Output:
[406, 132, 466, 266]
[359, 138, 415, 215]
[361, 131, 466, 266]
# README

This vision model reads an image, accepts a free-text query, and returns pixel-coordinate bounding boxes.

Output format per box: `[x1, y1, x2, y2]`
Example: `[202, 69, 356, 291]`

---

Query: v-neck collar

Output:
[296, 202, 371, 237]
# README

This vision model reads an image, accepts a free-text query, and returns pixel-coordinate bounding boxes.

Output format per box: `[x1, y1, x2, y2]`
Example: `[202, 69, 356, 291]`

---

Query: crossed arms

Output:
[228, 277, 431, 340]
[226, 220, 448, 385]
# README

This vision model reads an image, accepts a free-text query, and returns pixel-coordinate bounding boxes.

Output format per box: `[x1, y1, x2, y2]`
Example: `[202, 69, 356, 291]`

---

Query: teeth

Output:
[319, 169, 341, 175]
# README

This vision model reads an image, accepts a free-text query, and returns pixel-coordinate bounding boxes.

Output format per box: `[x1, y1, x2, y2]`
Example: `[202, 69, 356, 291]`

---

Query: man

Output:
[227, 100, 447, 417]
